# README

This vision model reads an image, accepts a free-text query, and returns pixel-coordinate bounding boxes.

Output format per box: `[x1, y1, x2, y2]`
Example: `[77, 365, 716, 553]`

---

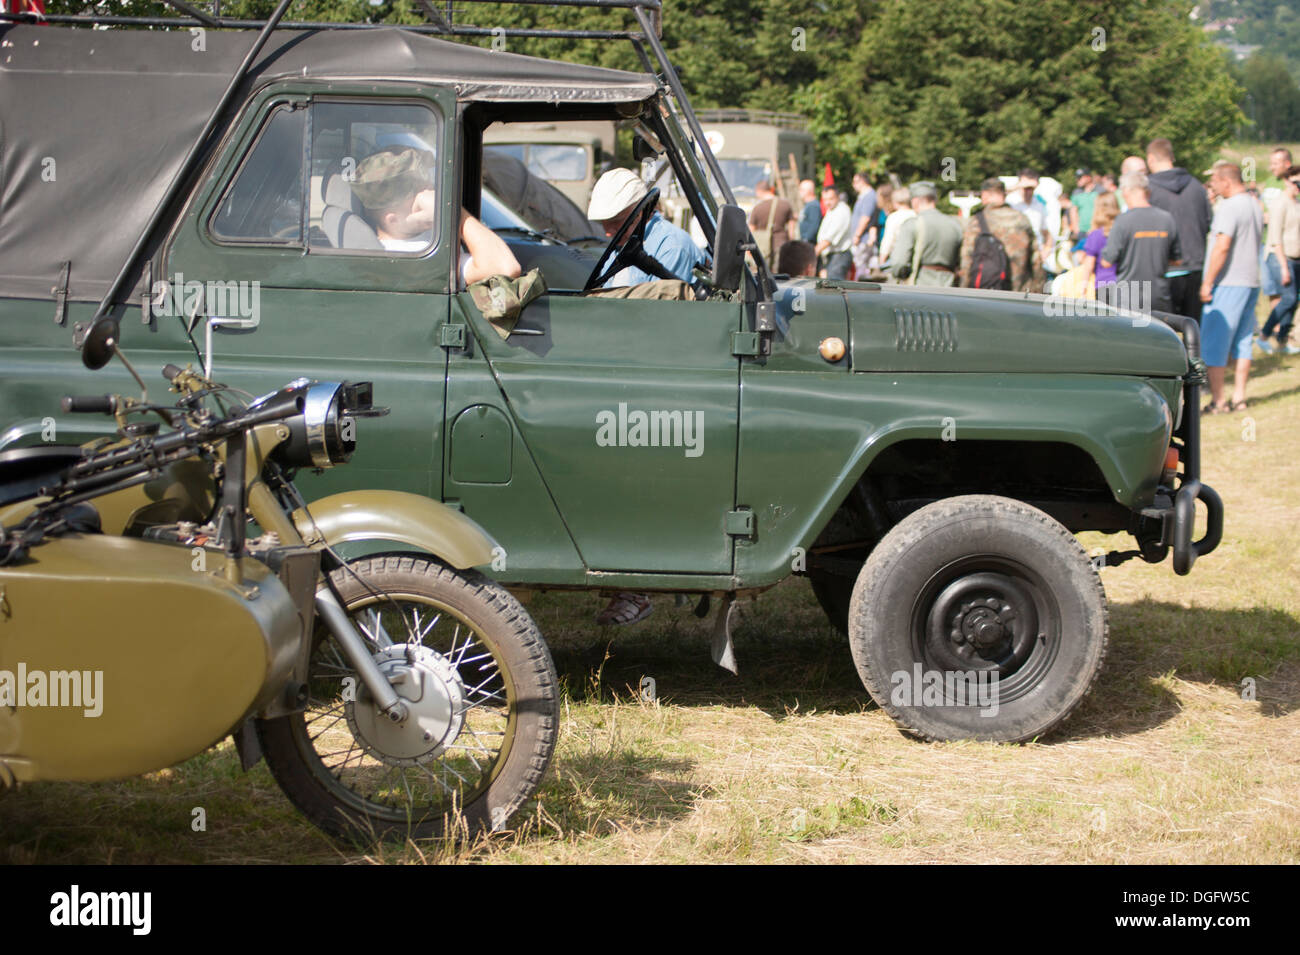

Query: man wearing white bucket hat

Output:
[586, 167, 708, 288]
[585, 167, 708, 628]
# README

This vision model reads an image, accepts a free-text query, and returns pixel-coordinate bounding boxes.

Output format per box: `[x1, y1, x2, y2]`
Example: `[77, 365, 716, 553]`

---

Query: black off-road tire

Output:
[258, 555, 559, 842]
[847, 495, 1108, 743]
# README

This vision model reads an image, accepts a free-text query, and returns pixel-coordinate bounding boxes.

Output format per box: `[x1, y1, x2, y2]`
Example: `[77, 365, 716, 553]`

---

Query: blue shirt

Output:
[606, 213, 708, 287]
[851, 188, 877, 242]
[799, 199, 823, 242]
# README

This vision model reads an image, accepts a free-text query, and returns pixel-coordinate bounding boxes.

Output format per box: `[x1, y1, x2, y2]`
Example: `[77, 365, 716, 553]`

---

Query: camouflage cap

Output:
[351, 147, 433, 211]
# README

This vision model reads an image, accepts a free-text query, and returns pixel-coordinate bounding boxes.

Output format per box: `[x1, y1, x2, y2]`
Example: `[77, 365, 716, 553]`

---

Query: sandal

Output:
[1202, 401, 1231, 414]
[1231, 400, 1249, 412]
[596, 592, 653, 627]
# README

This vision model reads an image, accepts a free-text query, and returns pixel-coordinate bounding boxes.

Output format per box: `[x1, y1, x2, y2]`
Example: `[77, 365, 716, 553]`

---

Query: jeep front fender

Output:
[292, 491, 498, 570]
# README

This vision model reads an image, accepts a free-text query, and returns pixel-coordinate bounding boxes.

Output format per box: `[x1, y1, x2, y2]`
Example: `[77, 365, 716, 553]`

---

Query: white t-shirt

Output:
[879, 208, 917, 263]
[817, 202, 852, 253]
[380, 236, 430, 252]
[1009, 196, 1047, 242]
[380, 233, 473, 283]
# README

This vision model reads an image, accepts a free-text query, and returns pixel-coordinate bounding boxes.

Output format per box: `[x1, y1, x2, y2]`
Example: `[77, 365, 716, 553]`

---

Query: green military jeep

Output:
[0, 1, 1221, 743]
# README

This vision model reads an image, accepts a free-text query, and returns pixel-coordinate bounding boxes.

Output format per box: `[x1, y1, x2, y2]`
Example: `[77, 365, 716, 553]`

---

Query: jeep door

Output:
[162, 83, 458, 499]
[444, 289, 743, 576]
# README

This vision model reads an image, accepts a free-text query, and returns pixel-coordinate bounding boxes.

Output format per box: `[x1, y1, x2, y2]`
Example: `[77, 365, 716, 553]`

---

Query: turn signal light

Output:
[1162, 446, 1180, 485]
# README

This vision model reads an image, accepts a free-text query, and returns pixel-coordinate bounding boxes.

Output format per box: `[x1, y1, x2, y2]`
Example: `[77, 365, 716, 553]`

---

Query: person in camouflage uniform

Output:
[885, 181, 963, 286]
[959, 178, 1047, 292]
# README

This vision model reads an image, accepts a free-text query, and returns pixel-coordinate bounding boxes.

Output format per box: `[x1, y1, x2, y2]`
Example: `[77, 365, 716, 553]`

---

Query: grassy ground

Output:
[4, 350, 1299, 865]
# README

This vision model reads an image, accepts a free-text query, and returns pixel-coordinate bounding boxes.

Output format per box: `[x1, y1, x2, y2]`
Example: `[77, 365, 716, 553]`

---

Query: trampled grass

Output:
[3, 350, 1299, 865]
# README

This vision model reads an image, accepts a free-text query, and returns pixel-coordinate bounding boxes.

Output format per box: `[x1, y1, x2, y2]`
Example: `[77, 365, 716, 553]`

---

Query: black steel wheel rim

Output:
[907, 555, 1061, 705]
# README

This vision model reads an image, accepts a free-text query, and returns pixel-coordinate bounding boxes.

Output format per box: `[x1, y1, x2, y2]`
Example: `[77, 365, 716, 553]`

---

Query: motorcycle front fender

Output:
[292, 490, 498, 570]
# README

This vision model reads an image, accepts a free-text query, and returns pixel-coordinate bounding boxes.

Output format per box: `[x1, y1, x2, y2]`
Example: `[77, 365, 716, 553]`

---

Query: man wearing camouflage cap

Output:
[353, 146, 520, 284]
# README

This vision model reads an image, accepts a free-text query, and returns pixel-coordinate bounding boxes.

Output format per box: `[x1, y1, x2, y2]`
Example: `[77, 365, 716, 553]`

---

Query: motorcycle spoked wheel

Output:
[257, 555, 559, 842]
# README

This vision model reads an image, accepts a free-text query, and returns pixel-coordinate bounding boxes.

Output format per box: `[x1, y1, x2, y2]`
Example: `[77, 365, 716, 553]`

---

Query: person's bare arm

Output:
[1200, 233, 1232, 302]
[853, 216, 871, 244]
[460, 210, 521, 285]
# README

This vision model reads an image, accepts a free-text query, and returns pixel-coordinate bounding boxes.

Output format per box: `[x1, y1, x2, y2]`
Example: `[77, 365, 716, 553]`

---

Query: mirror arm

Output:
[114, 345, 150, 405]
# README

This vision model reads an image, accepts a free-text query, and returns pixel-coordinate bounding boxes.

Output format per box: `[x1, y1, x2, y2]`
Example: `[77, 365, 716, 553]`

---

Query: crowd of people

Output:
[759, 142, 1300, 415]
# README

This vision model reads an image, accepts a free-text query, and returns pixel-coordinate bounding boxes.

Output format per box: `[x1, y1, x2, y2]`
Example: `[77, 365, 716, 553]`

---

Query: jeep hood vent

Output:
[849, 287, 1187, 377]
[895, 308, 957, 353]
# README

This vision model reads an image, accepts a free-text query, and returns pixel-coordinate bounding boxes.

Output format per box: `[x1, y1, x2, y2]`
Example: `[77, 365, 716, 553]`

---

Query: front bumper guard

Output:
[1147, 312, 1224, 575]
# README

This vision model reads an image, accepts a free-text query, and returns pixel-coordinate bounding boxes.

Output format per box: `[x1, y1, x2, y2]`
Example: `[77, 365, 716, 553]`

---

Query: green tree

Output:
[44, 0, 1243, 189]
[1234, 52, 1300, 142]
[807, 0, 1242, 188]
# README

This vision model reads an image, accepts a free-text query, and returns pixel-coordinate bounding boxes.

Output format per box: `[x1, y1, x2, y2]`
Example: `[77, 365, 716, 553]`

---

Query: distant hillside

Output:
[1200, 1, 1300, 140]
[1200, 1, 1300, 80]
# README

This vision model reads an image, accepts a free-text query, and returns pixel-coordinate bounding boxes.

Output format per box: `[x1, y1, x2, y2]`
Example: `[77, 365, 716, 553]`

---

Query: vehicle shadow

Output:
[1055, 599, 1300, 741]
[536, 752, 706, 840]
[1238, 381, 1300, 409]
[544, 589, 1300, 741]
[546, 595, 867, 718]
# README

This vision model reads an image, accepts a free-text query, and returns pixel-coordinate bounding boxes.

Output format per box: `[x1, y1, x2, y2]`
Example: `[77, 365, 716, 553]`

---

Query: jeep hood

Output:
[830, 282, 1188, 378]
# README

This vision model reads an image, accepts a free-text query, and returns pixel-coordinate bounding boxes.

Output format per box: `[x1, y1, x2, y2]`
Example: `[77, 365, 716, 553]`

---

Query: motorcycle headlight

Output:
[269, 381, 378, 469]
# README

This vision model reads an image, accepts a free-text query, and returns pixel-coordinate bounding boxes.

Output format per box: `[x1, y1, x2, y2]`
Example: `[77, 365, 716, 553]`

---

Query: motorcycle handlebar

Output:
[61, 394, 117, 415]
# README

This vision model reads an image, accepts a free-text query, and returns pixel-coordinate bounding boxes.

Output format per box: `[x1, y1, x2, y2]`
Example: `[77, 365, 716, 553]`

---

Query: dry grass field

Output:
[3, 342, 1299, 866]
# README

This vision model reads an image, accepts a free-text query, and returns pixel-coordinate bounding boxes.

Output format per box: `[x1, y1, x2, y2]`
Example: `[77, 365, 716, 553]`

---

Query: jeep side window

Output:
[208, 98, 442, 256]
[209, 104, 305, 245]
[309, 100, 442, 255]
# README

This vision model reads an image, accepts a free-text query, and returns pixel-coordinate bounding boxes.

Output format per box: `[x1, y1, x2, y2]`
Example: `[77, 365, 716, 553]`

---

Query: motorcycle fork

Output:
[246, 479, 409, 723]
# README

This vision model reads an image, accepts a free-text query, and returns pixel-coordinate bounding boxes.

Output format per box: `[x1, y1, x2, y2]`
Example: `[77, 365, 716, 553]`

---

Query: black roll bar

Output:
[87, 0, 298, 324]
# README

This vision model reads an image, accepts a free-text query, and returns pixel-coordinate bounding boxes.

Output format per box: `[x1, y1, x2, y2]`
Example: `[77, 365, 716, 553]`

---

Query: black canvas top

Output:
[0, 24, 657, 302]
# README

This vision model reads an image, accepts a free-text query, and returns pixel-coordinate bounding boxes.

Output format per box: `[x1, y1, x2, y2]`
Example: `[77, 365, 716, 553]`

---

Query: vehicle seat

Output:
[320, 174, 383, 250]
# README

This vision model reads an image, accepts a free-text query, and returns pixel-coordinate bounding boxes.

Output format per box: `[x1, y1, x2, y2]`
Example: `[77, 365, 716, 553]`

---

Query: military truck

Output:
[0, 1, 1221, 744]
[483, 120, 617, 211]
[696, 108, 816, 209]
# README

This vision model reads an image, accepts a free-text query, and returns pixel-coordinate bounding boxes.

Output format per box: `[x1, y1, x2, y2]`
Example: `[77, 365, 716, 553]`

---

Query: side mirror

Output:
[632, 134, 660, 162]
[81, 316, 121, 370]
[711, 204, 749, 293]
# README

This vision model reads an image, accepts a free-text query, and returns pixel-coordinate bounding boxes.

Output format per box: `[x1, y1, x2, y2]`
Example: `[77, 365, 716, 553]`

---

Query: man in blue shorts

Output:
[1200, 162, 1263, 412]
[1257, 148, 1293, 336]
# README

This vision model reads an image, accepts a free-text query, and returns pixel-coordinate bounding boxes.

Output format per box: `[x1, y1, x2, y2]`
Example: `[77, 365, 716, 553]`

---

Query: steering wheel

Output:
[583, 187, 669, 291]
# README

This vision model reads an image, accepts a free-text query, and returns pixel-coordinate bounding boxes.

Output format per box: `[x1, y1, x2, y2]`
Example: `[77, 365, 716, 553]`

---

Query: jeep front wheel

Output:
[847, 495, 1108, 743]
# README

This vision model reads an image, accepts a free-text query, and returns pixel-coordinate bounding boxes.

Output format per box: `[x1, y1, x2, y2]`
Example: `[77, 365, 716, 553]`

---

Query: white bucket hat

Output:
[587, 167, 649, 221]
